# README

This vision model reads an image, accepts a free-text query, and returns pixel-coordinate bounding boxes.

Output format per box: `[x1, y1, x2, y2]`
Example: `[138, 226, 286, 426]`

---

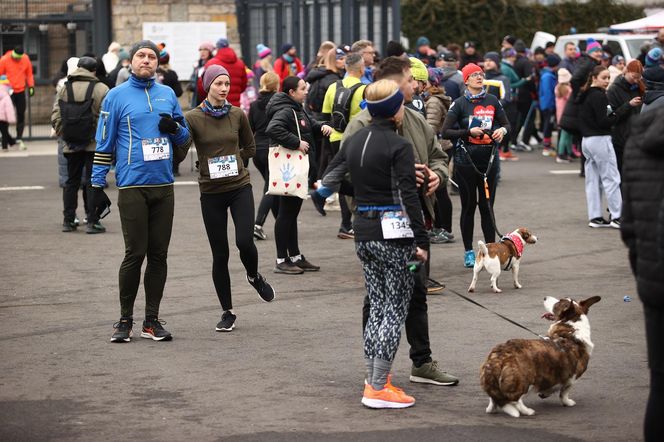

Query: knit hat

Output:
[557, 68, 572, 84]
[66, 57, 80, 76]
[503, 35, 516, 46]
[77, 56, 98, 72]
[409, 57, 429, 81]
[464, 41, 476, 50]
[440, 51, 457, 62]
[216, 38, 229, 49]
[427, 67, 443, 87]
[645, 47, 662, 68]
[118, 49, 130, 61]
[416, 36, 431, 48]
[462, 63, 483, 83]
[203, 65, 230, 92]
[586, 41, 602, 55]
[335, 47, 346, 60]
[626, 59, 644, 74]
[501, 48, 517, 58]
[11, 46, 24, 59]
[129, 40, 160, 63]
[245, 68, 255, 79]
[612, 55, 625, 66]
[513, 40, 527, 53]
[256, 43, 272, 59]
[158, 49, 170, 65]
[199, 41, 215, 53]
[483, 51, 500, 66]
[281, 43, 295, 54]
[366, 88, 404, 118]
[546, 54, 561, 68]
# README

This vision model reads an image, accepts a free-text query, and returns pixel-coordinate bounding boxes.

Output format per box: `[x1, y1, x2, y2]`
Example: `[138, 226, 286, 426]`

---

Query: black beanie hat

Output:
[129, 40, 160, 63]
[77, 56, 98, 72]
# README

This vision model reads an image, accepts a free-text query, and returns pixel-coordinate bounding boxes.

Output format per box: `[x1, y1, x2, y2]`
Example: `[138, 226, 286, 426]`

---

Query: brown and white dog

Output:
[479, 295, 601, 417]
[468, 227, 537, 293]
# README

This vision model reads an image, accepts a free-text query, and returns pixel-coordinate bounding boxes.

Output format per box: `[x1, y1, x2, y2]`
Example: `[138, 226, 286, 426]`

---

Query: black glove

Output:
[90, 186, 112, 219]
[158, 113, 179, 135]
[28, 87, 34, 97]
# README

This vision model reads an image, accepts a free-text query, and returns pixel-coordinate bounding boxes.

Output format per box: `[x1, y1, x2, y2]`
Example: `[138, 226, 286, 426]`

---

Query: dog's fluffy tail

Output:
[477, 240, 489, 258]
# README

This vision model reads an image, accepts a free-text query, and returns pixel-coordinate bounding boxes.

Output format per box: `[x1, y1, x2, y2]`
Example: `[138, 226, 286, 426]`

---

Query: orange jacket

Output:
[0, 51, 34, 93]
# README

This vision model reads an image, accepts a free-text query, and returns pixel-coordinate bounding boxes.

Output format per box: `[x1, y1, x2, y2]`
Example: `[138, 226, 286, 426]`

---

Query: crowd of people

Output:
[14, 27, 662, 416]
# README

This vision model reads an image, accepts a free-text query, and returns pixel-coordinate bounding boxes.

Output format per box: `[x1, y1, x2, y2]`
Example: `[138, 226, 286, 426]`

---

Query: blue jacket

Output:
[91, 75, 190, 188]
[539, 68, 557, 111]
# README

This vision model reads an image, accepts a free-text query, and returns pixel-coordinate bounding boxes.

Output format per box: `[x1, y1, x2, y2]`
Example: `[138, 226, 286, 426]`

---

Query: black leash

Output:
[431, 279, 546, 339]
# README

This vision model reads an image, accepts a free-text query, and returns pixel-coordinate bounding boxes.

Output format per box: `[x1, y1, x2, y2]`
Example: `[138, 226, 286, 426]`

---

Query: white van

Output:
[553, 33, 654, 60]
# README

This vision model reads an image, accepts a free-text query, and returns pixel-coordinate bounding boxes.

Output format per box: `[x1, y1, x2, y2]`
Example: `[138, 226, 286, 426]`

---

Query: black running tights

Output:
[200, 185, 258, 311]
[454, 163, 498, 251]
[274, 195, 302, 259]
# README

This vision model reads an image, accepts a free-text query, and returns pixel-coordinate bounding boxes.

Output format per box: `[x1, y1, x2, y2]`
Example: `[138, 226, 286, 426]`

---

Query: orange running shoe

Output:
[361, 383, 415, 409]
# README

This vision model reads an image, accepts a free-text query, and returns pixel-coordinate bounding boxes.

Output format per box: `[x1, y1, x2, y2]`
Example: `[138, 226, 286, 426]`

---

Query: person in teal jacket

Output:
[90, 40, 191, 344]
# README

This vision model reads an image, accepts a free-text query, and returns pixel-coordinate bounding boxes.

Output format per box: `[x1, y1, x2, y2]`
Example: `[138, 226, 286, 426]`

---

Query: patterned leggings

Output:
[356, 240, 415, 362]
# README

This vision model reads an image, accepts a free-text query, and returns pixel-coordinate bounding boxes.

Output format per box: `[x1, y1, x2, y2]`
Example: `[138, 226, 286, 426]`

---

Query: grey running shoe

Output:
[410, 361, 459, 386]
[292, 255, 320, 271]
[274, 260, 304, 275]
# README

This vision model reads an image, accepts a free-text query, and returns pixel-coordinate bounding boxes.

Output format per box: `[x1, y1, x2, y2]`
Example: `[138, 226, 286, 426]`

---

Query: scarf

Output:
[464, 88, 487, 103]
[201, 99, 232, 118]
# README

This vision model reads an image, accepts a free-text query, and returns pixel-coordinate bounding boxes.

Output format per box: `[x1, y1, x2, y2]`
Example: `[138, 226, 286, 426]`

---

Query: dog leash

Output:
[436, 282, 546, 339]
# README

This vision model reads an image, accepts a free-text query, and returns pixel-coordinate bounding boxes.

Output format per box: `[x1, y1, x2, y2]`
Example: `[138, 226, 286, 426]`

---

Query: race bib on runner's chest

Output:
[381, 210, 414, 239]
[208, 154, 239, 179]
[142, 137, 170, 161]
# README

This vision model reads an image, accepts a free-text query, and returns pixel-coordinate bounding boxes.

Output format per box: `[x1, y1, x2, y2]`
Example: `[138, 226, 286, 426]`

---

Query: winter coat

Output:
[484, 69, 511, 105]
[513, 55, 535, 104]
[607, 75, 642, 150]
[642, 67, 664, 114]
[424, 90, 452, 140]
[198, 47, 248, 107]
[0, 85, 16, 123]
[248, 91, 276, 150]
[304, 67, 342, 114]
[0, 50, 34, 93]
[440, 67, 464, 101]
[538, 68, 557, 111]
[555, 84, 571, 124]
[50, 67, 109, 153]
[501, 61, 526, 95]
[621, 105, 664, 308]
[273, 55, 304, 84]
[266, 92, 323, 151]
[577, 86, 632, 138]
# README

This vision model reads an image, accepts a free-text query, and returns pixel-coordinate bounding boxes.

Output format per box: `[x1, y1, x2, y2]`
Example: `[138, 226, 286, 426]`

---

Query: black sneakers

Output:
[86, 222, 106, 234]
[110, 317, 133, 342]
[309, 190, 327, 216]
[216, 311, 236, 332]
[588, 217, 611, 228]
[292, 255, 320, 271]
[274, 259, 304, 274]
[609, 218, 621, 229]
[141, 317, 173, 341]
[337, 227, 355, 239]
[62, 220, 77, 232]
[247, 273, 275, 302]
[253, 224, 267, 240]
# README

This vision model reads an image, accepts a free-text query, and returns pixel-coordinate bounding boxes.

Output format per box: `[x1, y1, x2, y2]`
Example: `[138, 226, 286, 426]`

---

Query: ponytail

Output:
[580, 65, 607, 94]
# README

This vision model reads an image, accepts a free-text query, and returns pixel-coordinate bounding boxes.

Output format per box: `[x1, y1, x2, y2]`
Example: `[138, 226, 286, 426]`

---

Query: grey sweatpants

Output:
[581, 135, 622, 220]
[356, 240, 414, 362]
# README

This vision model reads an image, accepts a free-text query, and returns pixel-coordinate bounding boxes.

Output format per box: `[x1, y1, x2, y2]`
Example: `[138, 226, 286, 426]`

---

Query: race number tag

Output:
[208, 155, 239, 179]
[381, 211, 414, 239]
[142, 137, 170, 161]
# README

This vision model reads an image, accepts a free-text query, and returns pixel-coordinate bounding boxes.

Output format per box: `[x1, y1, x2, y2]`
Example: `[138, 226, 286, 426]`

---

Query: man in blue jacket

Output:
[539, 54, 560, 156]
[90, 40, 190, 343]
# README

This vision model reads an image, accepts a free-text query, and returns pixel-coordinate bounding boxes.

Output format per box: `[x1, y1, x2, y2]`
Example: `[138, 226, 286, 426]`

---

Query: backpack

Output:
[306, 74, 336, 113]
[59, 80, 97, 149]
[330, 80, 363, 132]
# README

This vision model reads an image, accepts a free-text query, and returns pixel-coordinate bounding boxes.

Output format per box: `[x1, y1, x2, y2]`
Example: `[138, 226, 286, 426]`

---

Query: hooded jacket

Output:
[265, 92, 323, 150]
[0, 84, 16, 124]
[248, 91, 276, 150]
[0, 50, 34, 93]
[198, 47, 248, 106]
[642, 67, 664, 114]
[621, 106, 664, 308]
[51, 67, 110, 153]
[607, 75, 642, 150]
[91, 74, 190, 188]
[439, 67, 464, 101]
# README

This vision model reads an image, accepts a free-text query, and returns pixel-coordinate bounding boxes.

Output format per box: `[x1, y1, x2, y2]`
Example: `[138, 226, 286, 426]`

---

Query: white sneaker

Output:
[17, 140, 26, 150]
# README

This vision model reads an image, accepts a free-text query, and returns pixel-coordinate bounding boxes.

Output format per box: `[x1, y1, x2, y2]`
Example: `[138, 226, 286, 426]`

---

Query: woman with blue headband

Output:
[336, 79, 429, 409]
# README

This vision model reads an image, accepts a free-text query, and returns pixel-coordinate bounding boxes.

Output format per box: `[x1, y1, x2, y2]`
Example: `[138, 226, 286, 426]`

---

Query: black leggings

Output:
[454, 163, 498, 251]
[274, 195, 302, 259]
[433, 184, 452, 232]
[200, 185, 258, 311]
[0, 121, 15, 149]
[11, 92, 26, 140]
[252, 149, 278, 226]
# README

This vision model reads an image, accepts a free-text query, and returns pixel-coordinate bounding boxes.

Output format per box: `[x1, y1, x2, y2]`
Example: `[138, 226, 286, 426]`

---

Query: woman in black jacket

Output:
[441, 63, 509, 268]
[249, 72, 280, 240]
[266, 76, 332, 274]
[339, 79, 428, 409]
[577, 65, 641, 228]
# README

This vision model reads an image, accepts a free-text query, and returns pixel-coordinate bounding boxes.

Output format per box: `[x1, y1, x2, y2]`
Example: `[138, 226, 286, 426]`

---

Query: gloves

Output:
[28, 87, 34, 97]
[90, 186, 112, 219]
[158, 113, 180, 135]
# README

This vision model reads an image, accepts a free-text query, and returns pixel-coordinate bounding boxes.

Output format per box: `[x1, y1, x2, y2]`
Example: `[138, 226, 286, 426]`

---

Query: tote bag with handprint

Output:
[266, 109, 310, 199]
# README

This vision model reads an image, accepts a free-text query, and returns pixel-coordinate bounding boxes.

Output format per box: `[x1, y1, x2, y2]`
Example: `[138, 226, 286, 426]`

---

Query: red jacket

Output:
[274, 56, 304, 84]
[0, 51, 34, 93]
[197, 47, 248, 106]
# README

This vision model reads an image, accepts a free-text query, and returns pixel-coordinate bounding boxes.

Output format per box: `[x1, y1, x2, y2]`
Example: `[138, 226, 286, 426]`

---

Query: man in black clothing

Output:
[512, 40, 536, 150]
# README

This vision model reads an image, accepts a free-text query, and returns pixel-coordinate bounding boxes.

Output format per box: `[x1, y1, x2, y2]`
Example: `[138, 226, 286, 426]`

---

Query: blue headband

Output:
[366, 88, 404, 118]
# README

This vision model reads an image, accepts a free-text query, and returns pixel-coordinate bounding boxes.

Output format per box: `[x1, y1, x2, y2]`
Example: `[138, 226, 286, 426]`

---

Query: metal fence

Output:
[235, 0, 401, 66]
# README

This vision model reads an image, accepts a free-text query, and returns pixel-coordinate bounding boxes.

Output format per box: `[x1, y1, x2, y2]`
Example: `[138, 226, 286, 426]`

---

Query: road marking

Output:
[0, 151, 55, 158]
[0, 186, 45, 191]
[173, 181, 198, 186]
[549, 170, 579, 175]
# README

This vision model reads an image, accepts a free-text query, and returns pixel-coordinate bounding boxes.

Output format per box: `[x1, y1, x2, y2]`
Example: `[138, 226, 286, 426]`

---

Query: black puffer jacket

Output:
[266, 92, 323, 150]
[248, 91, 275, 150]
[621, 106, 664, 308]
[607, 75, 642, 149]
[305, 67, 342, 114]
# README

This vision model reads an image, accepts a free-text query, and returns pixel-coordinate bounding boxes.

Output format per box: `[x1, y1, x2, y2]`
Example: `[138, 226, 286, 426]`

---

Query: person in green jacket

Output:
[500, 48, 526, 155]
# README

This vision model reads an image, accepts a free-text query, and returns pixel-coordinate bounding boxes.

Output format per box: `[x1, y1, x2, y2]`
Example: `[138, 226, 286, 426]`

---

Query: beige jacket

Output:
[425, 92, 454, 151]
[51, 68, 109, 153]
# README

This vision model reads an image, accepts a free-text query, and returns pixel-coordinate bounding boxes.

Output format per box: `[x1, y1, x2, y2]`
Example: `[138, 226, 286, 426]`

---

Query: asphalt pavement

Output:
[0, 140, 647, 441]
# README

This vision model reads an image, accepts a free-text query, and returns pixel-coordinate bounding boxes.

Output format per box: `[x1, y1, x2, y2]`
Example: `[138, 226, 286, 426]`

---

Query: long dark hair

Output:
[283, 76, 301, 95]
[580, 65, 608, 94]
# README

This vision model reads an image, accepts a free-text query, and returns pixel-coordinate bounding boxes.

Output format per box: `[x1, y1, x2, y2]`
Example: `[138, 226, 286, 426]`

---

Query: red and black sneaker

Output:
[141, 317, 172, 341]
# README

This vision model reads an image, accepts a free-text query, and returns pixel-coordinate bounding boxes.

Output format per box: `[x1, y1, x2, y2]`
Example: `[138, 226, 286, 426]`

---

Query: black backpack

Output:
[59, 80, 97, 149]
[330, 80, 363, 132]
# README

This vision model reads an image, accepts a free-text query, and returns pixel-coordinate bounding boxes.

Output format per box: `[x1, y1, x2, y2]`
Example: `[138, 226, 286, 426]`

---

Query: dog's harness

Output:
[500, 233, 524, 271]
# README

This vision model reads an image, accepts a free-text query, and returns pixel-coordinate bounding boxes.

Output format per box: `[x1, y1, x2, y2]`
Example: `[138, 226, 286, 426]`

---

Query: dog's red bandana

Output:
[502, 233, 524, 258]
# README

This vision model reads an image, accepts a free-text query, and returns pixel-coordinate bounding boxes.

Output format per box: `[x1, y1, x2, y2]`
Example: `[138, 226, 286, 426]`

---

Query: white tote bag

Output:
[266, 109, 310, 199]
